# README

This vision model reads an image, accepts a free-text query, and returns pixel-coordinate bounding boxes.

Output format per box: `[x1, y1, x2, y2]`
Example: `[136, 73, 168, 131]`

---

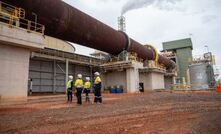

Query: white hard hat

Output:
[94, 72, 100, 76]
[68, 75, 73, 80]
[77, 74, 82, 79]
[86, 77, 90, 81]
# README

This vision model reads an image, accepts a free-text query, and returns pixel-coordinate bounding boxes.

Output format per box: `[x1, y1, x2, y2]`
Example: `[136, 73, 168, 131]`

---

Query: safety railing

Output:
[0, 1, 25, 19]
[0, 1, 45, 34]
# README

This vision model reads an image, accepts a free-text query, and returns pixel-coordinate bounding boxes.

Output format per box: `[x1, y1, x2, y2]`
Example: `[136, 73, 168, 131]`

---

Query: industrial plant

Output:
[0, 0, 221, 133]
[0, 0, 219, 99]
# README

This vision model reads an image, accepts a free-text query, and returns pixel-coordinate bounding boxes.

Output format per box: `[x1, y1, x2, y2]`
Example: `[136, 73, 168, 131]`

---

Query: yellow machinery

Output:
[144, 44, 167, 70]
[128, 52, 138, 61]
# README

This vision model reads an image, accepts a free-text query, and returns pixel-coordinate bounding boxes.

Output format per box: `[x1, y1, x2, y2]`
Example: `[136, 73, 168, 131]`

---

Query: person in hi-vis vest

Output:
[84, 77, 91, 103]
[74, 74, 84, 105]
[94, 72, 102, 103]
[66, 75, 73, 103]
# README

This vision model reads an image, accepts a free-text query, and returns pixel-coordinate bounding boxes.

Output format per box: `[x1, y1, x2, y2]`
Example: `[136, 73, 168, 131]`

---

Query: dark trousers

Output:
[67, 90, 72, 102]
[85, 89, 90, 102]
[76, 88, 83, 104]
[94, 88, 102, 103]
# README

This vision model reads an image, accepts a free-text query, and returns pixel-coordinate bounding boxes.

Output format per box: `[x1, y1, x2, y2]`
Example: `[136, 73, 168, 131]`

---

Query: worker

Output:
[94, 72, 102, 103]
[84, 77, 91, 103]
[74, 74, 84, 105]
[66, 75, 74, 103]
[28, 78, 33, 95]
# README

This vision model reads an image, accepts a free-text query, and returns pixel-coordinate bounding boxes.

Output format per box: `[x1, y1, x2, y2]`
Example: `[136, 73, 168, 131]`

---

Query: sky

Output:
[63, 0, 221, 78]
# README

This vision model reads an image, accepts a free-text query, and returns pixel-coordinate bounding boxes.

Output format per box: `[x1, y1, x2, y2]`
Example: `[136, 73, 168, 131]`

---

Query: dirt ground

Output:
[0, 91, 221, 134]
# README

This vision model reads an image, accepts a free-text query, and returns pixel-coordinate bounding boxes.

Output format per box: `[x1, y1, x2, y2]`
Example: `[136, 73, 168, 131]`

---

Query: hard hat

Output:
[77, 74, 82, 79]
[94, 72, 100, 76]
[68, 75, 73, 80]
[86, 77, 90, 81]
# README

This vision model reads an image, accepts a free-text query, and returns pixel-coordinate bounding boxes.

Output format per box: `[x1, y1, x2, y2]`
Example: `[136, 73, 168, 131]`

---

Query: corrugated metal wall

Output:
[29, 60, 53, 92]
[29, 58, 92, 93]
[176, 48, 192, 78]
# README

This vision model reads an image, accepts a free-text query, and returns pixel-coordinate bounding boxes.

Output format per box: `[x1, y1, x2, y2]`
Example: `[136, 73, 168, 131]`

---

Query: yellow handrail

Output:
[0, 1, 44, 34]
[0, 12, 45, 34]
[0, 1, 25, 18]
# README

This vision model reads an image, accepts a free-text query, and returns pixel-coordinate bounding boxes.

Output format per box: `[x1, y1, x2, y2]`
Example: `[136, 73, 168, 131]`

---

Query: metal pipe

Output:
[3, 0, 175, 69]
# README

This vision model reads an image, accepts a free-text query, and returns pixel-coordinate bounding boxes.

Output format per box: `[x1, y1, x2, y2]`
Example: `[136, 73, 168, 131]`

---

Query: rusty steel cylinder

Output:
[3, 0, 175, 69]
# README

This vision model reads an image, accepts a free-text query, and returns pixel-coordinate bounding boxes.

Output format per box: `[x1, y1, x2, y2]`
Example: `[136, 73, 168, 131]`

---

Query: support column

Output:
[65, 59, 69, 90]
[126, 62, 143, 93]
[173, 76, 176, 84]
[90, 66, 93, 91]
[53, 60, 56, 93]
[126, 68, 137, 93]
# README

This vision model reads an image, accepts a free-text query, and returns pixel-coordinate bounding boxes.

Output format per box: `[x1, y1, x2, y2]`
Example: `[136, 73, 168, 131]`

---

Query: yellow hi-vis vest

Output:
[94, 76, 101, 84]
[66, 80, 73, 89]
[84, 81, 91, 89]
[75, 79, 83, 88]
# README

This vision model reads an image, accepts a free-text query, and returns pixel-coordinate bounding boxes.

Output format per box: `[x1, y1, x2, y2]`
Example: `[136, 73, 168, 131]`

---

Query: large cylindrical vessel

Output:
[3, 0, 175, 69]
[189, 63, 211, 89]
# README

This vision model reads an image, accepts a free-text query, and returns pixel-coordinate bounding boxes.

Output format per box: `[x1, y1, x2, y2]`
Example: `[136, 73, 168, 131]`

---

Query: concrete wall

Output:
[103, 71, 126, 92]
[0, 23, 45, 99]
[0, 44, 30, 99]
[101, 62, 143, 93]
[139, 72, 165, 91]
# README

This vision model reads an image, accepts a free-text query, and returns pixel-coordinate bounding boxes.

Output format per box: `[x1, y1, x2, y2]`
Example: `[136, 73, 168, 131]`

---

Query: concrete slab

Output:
[0, 23, 44, 49]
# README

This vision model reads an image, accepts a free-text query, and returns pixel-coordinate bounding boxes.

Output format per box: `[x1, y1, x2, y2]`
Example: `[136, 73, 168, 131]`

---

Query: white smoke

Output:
[121, 0, 183, 15]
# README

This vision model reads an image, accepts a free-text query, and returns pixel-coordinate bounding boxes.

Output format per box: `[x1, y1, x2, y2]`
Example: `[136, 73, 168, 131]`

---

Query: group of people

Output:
[66, 72, 102, 105]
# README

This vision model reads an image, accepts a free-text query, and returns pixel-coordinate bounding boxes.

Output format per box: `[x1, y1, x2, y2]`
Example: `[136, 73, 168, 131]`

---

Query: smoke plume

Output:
[121, 0, 182, 15]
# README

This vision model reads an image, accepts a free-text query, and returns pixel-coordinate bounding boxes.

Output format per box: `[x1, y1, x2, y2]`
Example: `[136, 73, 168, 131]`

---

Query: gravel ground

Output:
[0, 91, 221, 134]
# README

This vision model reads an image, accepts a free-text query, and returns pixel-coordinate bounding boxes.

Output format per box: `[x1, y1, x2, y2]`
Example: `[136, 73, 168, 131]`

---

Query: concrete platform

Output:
[0, 23, 44, 49]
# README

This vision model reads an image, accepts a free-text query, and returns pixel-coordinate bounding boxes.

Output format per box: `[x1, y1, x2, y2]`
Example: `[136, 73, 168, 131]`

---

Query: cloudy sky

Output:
[63, 0, 221, 78]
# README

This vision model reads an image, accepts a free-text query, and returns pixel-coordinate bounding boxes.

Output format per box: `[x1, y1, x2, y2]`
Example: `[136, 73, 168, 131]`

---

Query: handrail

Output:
[0, 1, 44, 34]
[0, 12, 45, 34]
[0, 1, 25, 18]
